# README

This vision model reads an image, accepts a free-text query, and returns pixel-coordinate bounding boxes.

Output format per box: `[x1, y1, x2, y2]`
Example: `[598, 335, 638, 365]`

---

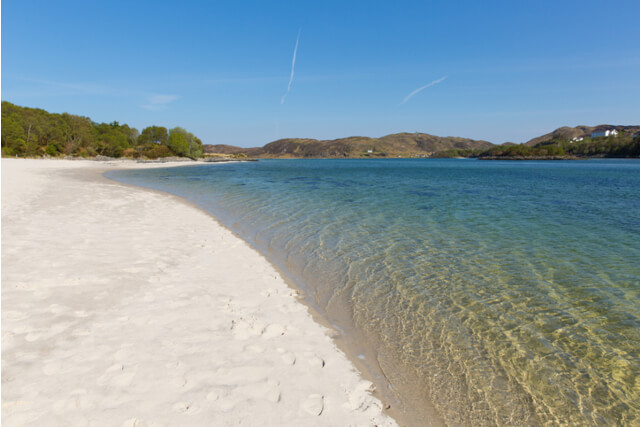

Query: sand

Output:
[1, 159, 397, 426]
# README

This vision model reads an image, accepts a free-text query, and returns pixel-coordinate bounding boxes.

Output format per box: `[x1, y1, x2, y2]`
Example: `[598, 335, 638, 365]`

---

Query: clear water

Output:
[108, 159, 640, 426]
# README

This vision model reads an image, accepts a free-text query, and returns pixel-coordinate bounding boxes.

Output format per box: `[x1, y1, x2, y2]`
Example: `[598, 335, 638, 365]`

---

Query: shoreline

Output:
[105, 164, 432, 426]
[1, 158, 397, 426]
[106, 161, 445, 426]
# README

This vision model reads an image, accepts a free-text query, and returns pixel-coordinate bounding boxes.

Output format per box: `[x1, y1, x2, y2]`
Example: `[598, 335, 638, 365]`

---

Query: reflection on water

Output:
[109, 159, 640, 426]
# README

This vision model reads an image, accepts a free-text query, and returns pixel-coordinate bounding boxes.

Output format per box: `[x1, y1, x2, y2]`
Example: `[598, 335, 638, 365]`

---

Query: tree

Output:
[168, 127, 204, 158]
[93, 122, 131, 157]
[138, 126, 168, 146]
[62, 113, 94, 155]
[1, 114, 26, 155]
[167, 131, 189, 156]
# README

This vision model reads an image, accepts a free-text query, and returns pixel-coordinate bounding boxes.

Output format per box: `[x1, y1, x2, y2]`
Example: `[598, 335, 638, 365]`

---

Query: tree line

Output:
[1, 101, 204, 159]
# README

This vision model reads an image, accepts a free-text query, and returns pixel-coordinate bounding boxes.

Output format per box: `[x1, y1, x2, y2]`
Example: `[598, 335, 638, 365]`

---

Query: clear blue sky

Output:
[2, 0, 639, 146]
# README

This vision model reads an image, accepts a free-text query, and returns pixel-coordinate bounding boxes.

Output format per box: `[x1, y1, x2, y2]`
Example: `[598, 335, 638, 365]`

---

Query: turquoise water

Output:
[108, 159, 640, 425]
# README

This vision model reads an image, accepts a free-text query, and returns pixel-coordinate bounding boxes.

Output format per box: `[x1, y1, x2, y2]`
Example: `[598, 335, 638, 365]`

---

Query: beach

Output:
[1, 159, 396, 426]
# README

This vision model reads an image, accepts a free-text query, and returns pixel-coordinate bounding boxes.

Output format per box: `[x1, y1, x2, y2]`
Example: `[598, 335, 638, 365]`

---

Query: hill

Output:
[204, 144, 253, 155]
[481, 125, 640, 159]
[525, 125, 640, 146]
[204, 133, 494, 158]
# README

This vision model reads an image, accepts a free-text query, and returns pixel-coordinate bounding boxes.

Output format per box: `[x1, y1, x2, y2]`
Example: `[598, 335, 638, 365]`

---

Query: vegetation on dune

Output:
[1, 101, 203, 159]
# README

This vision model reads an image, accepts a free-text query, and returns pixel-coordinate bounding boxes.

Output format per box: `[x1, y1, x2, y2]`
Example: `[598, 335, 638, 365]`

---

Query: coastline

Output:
[105, 162, 442, 426]
[1, 158, 397, 426]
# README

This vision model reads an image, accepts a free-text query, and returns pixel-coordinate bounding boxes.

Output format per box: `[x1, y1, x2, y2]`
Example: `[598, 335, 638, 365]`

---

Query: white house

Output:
[591, 129, 619, 138]
[571, 136, 584, 142]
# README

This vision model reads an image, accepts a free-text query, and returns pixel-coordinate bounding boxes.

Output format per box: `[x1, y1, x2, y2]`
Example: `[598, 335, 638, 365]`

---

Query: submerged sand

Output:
[1, 159, 396, 426]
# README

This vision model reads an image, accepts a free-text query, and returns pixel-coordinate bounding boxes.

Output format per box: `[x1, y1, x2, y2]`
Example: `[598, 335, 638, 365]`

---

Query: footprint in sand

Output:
[260, 288, 278, 297]
[230, 318, 264, 340]
[206, 390, 221, 402]
[234, 379, 281, 404]
[96, 364, 136, 388]
[266, 387, 281, 404]
[172, 401, 200, 415]
[220, 298, 236, 314]
[165, 360, 181, 369]
[281, 351, 296, 365]
[302, 394, 324, 416]
[345, 380, 378, 412]
[261, 323, 286, 339]
[305, 354, 325, 369]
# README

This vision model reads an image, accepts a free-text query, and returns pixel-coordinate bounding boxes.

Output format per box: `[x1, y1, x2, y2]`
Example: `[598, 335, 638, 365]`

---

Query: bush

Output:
[2, 147, 17, 157]
[45, 144, 59, 156]
[122, 148, 139, 158]
[167, 132, 189, 157]
[141, 144, 174, 159]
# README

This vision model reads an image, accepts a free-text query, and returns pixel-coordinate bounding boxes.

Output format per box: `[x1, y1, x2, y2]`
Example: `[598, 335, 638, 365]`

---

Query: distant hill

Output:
[525, 125, 640, 146]
[480, 124, 640, 159]
[204, 144, 252, 155]
[204, 132, 494, 158]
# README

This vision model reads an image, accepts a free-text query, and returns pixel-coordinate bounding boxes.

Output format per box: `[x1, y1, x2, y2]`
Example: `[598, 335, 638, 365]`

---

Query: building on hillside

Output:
[590, 129, 619, 138]
[571, 136, 584, 142]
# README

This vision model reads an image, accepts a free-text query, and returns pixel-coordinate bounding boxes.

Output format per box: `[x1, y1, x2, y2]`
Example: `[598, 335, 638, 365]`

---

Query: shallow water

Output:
[109, 159, 640, 425]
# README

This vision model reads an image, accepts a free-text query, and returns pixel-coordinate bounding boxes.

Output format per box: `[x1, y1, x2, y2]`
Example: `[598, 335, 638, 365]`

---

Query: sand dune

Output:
[1, 159, 396, 426]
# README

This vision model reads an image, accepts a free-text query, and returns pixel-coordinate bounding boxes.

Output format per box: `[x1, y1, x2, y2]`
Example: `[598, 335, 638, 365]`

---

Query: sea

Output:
[107, 158, 640, 426]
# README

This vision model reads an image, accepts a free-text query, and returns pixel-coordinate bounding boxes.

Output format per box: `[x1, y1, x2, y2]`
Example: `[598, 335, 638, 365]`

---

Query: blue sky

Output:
[2, 0, 639, 146]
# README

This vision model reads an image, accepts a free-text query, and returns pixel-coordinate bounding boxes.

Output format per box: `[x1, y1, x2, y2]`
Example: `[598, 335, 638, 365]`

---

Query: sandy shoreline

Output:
[1, 159, 397, 426]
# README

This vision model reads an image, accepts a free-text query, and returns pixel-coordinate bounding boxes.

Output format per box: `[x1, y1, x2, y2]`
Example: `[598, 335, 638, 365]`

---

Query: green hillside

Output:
[482, 125, 640, 159]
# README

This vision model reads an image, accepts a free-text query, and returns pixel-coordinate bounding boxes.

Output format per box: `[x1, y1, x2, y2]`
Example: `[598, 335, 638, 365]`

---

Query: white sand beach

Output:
[1, 159, 397, 426]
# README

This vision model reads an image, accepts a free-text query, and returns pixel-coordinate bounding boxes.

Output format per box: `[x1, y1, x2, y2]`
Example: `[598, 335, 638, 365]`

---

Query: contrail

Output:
[400, 75, 447, 105]
[281, 29, 301, 104]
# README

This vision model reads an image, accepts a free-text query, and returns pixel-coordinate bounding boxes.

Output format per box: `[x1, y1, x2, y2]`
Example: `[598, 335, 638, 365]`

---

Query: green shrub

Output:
[167, 132, 189, 157]
[45, 144, 59, 156]
[2, 147, 17, 157]
[141, 144, 174, 159]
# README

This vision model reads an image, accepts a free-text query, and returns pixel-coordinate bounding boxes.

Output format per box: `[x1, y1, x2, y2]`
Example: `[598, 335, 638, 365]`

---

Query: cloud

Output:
[141, 94, 180, 110]
[400, 75, 447, 105]
[281, 29, 301, 105]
